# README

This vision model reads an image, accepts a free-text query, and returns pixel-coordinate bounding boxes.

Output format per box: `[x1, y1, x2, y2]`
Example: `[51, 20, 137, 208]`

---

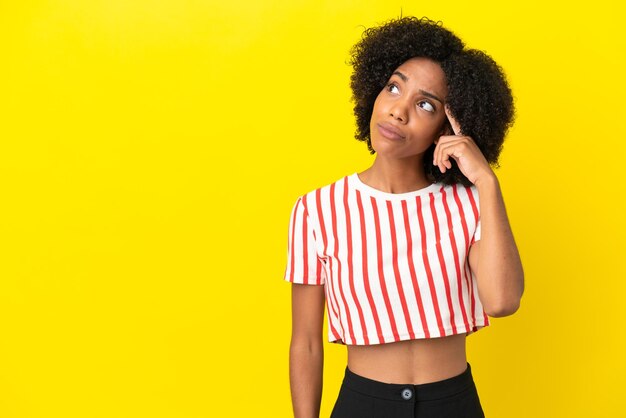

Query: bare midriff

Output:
[346, 333, 468, 384]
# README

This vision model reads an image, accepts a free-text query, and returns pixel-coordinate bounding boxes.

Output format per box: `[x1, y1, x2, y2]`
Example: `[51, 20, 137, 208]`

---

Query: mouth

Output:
[377, 122, 406, 140]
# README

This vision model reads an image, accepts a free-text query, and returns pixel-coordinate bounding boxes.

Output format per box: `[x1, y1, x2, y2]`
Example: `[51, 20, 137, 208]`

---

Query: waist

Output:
[341, 362, 476, 402]
[346, 333, 467, 384]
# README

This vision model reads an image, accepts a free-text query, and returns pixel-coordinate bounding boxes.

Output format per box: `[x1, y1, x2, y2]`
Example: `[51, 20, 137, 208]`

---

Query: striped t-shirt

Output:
[284, 173, 489, 345]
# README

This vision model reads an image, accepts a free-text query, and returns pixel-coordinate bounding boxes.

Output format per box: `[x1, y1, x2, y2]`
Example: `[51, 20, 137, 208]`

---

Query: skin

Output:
[289, 57, 524, 418]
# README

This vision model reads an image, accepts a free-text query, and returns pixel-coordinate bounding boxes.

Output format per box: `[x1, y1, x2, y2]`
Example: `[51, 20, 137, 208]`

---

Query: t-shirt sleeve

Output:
[284, 196, 326, 285]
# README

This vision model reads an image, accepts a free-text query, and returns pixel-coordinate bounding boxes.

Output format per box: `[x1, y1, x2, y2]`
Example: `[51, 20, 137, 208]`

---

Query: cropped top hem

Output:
[329, 321, 489, 346]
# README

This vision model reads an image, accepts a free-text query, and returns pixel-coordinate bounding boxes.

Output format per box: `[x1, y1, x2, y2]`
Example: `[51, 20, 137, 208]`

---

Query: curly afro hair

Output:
[349, 16, 515, 186]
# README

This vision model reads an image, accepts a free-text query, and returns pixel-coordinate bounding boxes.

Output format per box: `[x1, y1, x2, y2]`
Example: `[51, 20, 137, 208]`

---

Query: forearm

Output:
[289, 340, 324, 418]
[473, 174, 524, 317]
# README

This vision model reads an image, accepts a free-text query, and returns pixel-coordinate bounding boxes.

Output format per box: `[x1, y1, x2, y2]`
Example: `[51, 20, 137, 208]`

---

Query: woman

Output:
[284, 17, 524, 418]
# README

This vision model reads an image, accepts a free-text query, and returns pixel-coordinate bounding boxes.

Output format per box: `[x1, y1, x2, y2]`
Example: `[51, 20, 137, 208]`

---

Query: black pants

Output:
[330, 363, 485, 418]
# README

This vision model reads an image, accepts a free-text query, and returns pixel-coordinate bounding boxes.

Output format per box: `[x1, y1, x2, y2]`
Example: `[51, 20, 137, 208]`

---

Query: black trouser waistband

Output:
[341, 362, 476, 402]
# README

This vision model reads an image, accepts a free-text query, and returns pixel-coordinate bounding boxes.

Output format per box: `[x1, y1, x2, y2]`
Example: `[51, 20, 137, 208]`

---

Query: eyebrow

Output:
[391, 70, 444, 104]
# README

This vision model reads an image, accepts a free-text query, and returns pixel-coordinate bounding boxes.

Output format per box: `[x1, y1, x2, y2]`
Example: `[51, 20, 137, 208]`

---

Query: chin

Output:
[372, 141, 431, 161]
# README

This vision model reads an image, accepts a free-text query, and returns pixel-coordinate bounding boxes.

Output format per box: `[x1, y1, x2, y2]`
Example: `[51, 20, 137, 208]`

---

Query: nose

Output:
[389, 99, 408, 123]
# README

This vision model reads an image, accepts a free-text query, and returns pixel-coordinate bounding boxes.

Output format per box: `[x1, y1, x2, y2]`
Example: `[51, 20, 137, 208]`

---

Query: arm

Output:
[468, 175, 524, 317]
[434, 107, 524, 317]
[289, 283, 325, 418]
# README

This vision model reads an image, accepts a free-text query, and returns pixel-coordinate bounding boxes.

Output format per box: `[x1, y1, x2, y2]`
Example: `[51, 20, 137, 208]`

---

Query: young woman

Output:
[284, 17, 524, 418]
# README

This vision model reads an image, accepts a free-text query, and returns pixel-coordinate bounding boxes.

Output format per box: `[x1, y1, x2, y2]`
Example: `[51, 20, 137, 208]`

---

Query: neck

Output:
[359, 155, 430, 194]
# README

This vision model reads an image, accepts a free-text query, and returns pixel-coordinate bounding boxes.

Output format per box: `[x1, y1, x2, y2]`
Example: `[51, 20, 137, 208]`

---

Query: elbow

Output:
[484, 299, 520, 317]
[484, 289, 523, 317]
[482, 270, 524, 318]
[290, 334, 324, 355]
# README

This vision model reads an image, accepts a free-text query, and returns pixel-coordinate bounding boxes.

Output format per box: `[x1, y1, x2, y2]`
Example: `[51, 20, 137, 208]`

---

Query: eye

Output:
[418, 101, 435, 113]
[386, 83, 400, 94]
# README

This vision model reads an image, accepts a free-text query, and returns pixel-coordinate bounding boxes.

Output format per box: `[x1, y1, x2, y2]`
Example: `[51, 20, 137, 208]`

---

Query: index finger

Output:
[444, 105, 462, 136]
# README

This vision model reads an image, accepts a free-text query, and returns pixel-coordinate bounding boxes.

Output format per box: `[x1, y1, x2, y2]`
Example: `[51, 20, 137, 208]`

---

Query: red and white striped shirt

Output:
[284, 173, 489, 345]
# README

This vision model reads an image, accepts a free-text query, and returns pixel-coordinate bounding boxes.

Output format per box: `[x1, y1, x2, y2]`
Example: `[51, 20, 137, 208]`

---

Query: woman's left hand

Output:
[433, 106, 495, 186]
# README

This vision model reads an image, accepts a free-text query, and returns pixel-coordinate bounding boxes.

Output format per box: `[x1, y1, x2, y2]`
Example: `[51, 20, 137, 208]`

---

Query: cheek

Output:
[412, 116, 444, 138]
[429, 114, 448, 136]
[371, 90, 388, 114]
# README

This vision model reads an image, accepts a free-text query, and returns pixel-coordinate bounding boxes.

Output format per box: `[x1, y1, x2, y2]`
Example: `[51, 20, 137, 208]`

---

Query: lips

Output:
[377, 122, 406, 140]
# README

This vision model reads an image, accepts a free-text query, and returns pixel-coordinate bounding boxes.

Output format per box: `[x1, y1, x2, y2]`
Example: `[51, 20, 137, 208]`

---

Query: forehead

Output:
[392, 57, 447, 94]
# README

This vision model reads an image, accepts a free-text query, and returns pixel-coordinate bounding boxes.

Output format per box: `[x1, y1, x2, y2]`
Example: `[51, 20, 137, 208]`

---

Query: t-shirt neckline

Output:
[349, 173, 441, 201]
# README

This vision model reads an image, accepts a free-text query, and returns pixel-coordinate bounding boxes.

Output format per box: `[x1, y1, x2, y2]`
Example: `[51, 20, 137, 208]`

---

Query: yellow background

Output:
[1, 1, 625, 417]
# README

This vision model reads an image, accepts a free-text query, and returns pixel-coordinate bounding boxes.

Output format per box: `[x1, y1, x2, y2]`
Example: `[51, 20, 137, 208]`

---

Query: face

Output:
[369, 57, 450, 160]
